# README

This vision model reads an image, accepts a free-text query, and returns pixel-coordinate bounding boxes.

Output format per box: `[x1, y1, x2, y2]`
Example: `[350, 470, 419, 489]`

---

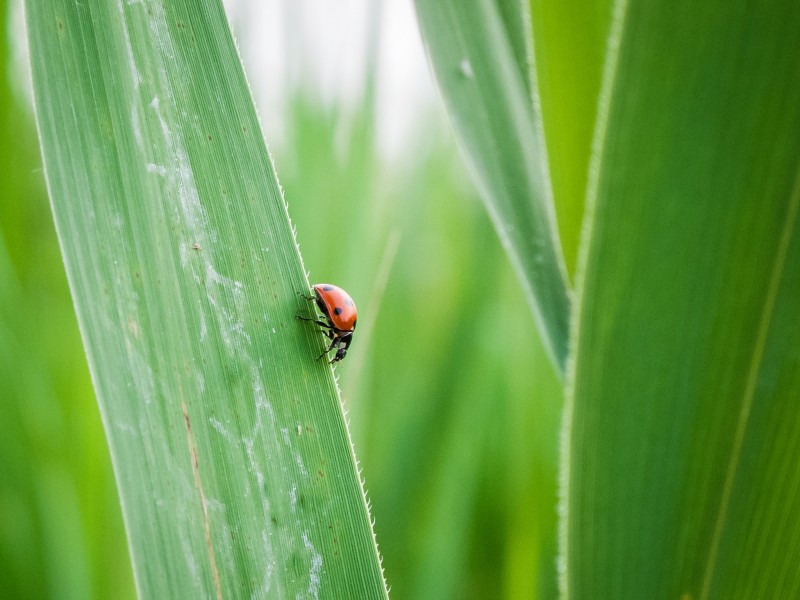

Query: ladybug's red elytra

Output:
[296, 283, 357, 363]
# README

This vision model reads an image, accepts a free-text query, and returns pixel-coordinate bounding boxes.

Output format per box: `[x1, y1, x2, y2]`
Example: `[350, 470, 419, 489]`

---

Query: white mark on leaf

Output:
[301, 532, 323, 600]
[209, 417, 231, 439]
[146, 163, 168, 176]
[459, 58, 474, 78]
[115, 0, 141, 89]
[280, 427, 291, 447]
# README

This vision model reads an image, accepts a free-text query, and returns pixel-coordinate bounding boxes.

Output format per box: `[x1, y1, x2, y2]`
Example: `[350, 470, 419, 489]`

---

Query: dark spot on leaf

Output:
[291, 552, 303, 577]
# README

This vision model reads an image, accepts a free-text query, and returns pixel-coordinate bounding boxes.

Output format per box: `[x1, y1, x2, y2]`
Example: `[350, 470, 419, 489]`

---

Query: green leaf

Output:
[529, 0, 612, 276]
[25, 0, 386, 597]
[414, 0, 571, 374]
[563, 0, 800, 597]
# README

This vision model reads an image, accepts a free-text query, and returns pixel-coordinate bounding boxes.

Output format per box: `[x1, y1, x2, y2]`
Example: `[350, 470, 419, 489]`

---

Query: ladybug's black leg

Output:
[295, 315, 332, 330]
[297, 314, 338, 360]
[317, 337, 338, 361]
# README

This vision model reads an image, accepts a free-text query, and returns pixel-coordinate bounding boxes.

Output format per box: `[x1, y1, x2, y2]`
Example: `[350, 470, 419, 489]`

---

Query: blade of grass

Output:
[563, 0, 800, 597]
[528, 0, 612, 276]
[25, 0, 386, 597]
[414, 0, 571, 374]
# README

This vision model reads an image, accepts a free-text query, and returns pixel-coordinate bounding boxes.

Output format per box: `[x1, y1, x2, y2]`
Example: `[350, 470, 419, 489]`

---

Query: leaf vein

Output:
[699, 164, 800, 599]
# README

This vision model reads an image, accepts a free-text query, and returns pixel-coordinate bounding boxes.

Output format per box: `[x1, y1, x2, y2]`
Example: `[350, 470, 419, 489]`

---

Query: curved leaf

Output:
[414, 0, 571, 373]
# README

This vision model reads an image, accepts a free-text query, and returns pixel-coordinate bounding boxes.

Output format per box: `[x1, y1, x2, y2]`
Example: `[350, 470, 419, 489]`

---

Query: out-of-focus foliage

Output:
[414, 0, 800, 597]
[278, 95, 562, 599]
[564, 1, 800, 597]
[414, 0, 572, 373]
[529, 0, 611, 276]
[0, 1, 133, 597]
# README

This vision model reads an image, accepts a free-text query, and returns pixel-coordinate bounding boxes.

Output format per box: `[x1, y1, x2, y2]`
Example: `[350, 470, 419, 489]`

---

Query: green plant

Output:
[415, 0, 800, 597]
[14, 0, 800, 597]
[25, 0, 386, 596]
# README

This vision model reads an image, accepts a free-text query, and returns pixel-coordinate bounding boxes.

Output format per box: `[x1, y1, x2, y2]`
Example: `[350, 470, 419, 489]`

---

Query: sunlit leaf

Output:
[25, 0, 386, 596]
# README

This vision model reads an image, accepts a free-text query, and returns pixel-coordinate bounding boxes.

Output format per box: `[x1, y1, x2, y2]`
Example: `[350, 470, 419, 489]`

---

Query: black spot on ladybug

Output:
[322, 285, 334, 291]
[334, 307, 343, 315]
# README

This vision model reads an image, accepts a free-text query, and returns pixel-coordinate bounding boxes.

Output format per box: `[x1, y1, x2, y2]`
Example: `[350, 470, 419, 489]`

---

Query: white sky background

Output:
[10, 0, 443, 161]
[224, 0, 442, 161]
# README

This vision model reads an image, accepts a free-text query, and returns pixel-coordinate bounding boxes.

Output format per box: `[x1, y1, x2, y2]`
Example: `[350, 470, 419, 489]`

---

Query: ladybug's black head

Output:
[330, 332, 353, 363]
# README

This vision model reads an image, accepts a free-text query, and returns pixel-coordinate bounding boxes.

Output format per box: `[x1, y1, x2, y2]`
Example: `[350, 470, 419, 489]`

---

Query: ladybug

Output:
[297, 284, 357, 363]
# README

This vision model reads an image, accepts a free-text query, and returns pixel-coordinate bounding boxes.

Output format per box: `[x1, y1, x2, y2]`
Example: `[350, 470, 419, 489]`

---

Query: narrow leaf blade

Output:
[414, 0, 571, 373]
[26, 0, 386, 597]
[529, 0, 612, 275]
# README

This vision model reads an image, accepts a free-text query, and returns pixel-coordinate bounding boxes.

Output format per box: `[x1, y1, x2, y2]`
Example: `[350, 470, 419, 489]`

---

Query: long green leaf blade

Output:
[26, 0, 386, 597]
[529, 0, 612, 276]
[564, 0, 800, 597]
[414, 0, 571, 373]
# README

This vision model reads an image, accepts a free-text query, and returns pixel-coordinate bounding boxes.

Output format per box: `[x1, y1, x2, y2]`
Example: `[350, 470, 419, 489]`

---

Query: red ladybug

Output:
[297, 284, 357, 363]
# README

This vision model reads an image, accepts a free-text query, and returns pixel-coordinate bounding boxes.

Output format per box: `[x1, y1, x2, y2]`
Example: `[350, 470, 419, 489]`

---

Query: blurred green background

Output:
[1, 0, 561, 598]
